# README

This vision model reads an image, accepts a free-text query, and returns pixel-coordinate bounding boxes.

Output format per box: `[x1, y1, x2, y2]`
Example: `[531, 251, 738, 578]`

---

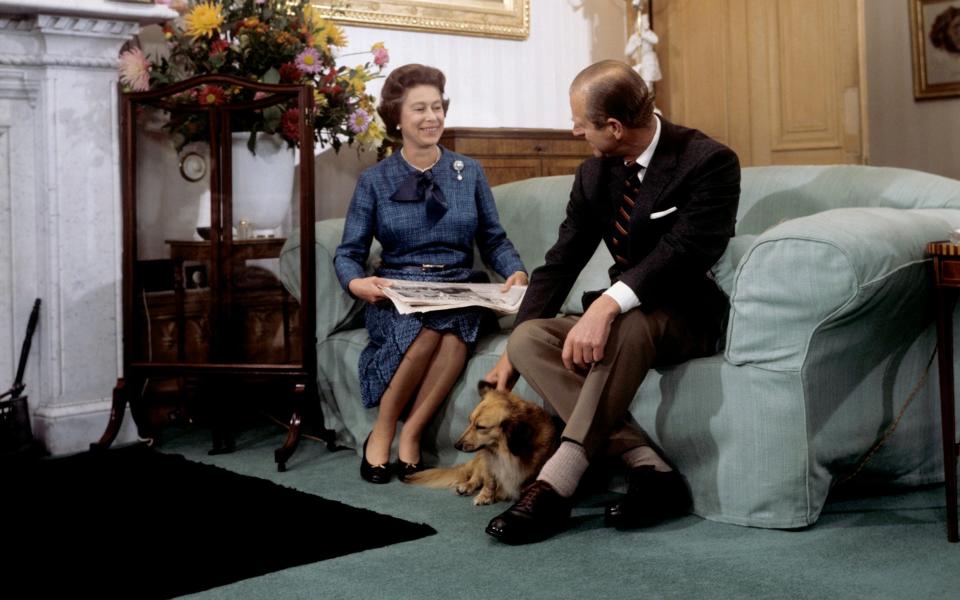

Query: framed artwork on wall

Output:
[314, 0, 530, 40]
[911, 0, 960, 99]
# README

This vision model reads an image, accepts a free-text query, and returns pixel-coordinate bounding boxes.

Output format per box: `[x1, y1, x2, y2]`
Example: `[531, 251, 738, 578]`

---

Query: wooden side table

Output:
[926, 240, 960, 542]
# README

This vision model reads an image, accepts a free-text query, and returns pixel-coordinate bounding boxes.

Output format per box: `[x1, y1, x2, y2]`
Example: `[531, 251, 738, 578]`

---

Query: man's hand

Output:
[348, 276, 392, 304]
[562, 294, 621, 370]
[500, 270, 529, 292]
[484, 351, 519, 392]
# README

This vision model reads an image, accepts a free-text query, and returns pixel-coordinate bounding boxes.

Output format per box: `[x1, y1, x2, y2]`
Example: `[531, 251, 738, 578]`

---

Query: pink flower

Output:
[118, 47, 151, 92]
[294, 48, 323, 74]
[347, 108, 372, 134]
[371, 43, 389, 68]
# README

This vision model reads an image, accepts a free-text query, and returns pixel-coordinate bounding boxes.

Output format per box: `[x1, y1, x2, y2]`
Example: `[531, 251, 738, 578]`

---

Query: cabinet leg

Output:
[274, 383, 304, 472]
[90, 379, 128, 451]
[208, 377, 236, 456]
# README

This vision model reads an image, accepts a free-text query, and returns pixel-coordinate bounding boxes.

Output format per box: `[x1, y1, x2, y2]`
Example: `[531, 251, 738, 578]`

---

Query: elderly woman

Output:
[334, 64, 527, 484]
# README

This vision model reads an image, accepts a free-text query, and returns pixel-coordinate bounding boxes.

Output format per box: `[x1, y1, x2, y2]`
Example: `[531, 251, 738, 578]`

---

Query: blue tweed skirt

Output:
[358, 267, 493, 408]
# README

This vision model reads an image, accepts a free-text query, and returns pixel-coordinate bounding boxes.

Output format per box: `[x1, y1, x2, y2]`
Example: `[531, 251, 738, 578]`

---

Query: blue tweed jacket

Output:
[334, 148, 525, 288]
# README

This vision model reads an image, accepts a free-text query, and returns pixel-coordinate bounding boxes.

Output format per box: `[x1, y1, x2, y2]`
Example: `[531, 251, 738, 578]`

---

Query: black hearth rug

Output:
[6, 444, 435, 598]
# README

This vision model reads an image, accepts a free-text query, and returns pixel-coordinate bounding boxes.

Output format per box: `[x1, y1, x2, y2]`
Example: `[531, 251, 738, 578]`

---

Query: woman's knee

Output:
[439, 332, 468, 360]
[404, 328, 442, 362]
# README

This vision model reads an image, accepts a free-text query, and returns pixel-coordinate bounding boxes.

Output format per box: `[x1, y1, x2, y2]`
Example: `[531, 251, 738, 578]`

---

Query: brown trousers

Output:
[508, 308, 717, 459]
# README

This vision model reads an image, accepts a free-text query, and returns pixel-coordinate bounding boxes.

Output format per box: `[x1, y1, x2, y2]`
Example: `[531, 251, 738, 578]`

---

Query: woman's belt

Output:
[380, 263, 448, 272]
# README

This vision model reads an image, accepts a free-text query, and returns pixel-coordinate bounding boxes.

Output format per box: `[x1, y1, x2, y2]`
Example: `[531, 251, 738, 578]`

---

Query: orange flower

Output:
[197, 84, 226, 105]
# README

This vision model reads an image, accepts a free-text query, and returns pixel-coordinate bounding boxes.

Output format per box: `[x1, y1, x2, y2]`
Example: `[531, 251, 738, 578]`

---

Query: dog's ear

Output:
[477, 380, 494, 397]
[503, 419, 534, 457]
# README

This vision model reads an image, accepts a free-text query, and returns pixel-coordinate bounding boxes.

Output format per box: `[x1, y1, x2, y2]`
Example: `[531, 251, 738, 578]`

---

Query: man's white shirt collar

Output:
[632, 114, 661, 181]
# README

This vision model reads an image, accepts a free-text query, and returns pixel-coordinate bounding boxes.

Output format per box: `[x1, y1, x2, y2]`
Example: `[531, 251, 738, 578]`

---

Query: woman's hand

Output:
[348, 276, 392, 304]
[501, 270, 529, 292]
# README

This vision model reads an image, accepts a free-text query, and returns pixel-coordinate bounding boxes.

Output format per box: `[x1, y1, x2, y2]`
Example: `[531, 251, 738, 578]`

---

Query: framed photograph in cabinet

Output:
[911, 0, 960, 99]
[314, 0, 530, 40]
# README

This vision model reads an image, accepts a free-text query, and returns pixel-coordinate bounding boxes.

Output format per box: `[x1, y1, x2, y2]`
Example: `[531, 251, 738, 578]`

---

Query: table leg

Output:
[934, 287, 958, 543]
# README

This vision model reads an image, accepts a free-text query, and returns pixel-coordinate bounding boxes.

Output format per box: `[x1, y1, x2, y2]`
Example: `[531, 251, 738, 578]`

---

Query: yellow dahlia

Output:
[349, 69, 369, 94]
[302, 4, 326, 35]
[312, 90, 328, 109]
[184, 1, 223, 39]
[320, 21, 347, 48]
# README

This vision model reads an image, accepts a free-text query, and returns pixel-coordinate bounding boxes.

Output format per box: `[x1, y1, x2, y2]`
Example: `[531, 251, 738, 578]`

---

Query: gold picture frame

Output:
[911, 0, 960, 99]
[314, 0, 530, 40]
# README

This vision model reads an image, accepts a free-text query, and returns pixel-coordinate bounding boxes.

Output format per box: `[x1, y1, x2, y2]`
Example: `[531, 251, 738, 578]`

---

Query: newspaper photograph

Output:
[378, 280, 527, 315]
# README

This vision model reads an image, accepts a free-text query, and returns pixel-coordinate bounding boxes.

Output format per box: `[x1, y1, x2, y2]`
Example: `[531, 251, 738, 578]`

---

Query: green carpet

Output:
[6, 443, 435, 599]
[148, 424, 960, 599]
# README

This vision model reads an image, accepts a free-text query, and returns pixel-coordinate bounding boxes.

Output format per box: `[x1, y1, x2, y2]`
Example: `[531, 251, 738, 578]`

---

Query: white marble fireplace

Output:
[0, 0, 175, 455]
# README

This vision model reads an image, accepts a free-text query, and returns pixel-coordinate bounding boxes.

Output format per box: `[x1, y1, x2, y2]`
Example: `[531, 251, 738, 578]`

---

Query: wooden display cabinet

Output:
[93, 74, 330, 471]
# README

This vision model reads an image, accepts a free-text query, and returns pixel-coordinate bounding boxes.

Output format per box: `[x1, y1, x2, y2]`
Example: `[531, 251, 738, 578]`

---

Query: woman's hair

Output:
[930, 7, 960, 54]
[570, 60, 654, 129]
[377, 64, 451, 137]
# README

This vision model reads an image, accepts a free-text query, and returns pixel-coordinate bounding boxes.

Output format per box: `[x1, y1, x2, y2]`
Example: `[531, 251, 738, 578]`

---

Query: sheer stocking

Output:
[398, 333, 468, 464]
[365, 328, 441, 465]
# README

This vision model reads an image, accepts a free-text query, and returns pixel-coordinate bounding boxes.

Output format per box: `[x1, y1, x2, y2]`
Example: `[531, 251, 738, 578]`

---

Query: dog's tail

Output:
[405, 460, 475, 489]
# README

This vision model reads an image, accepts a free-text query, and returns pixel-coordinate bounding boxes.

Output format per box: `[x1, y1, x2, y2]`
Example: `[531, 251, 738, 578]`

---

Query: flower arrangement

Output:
[118, 0, 389, 153]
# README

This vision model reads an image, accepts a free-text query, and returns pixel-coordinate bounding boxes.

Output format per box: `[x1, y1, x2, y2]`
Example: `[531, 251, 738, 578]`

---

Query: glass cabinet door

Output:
[129, 84, 302, 368]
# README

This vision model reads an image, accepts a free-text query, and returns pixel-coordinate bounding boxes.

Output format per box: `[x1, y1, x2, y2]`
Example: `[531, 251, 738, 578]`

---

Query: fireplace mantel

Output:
[0, 0, 174, 454]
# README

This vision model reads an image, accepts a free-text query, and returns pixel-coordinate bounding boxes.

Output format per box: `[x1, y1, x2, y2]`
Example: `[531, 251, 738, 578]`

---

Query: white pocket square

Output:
[650, 206, 678, 220]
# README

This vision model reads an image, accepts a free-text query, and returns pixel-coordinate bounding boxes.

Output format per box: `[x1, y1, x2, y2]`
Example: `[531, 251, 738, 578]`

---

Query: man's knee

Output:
[612, 309, 667, 350]
[507, 319, 557, 371]
[506, 320, 538, 364]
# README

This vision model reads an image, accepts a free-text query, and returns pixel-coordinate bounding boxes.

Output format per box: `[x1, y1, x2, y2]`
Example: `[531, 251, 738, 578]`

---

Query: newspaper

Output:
[378, 279, 527, 315]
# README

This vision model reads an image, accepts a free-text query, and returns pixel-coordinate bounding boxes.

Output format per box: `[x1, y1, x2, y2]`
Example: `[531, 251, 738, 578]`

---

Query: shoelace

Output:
[514, 481, 551, 512]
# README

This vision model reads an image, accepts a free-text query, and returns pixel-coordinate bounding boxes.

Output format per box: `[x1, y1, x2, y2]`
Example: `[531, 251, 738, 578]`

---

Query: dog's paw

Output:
[473, 491, 495, 505]
[456, 480, 481, 496]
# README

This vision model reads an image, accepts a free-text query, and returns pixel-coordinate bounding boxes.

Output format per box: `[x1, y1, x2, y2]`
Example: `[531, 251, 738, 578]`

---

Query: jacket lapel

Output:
[632, 118, 679, 221]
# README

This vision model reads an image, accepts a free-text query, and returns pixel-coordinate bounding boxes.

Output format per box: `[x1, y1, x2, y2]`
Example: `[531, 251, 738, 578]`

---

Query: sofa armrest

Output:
[279, 219, 380, 340]
[725, 207, 960, 370]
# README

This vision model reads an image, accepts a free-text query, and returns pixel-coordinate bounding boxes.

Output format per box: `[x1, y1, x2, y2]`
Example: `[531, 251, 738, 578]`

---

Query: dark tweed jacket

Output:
[516, 117, 741, 328]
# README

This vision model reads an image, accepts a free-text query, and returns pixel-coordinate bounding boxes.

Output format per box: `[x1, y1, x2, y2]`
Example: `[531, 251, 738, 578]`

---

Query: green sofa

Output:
[280, 164, 960, 528]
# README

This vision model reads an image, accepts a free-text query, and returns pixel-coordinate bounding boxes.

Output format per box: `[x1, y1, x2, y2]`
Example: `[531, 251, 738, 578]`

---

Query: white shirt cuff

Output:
[603, 282, 641, 313]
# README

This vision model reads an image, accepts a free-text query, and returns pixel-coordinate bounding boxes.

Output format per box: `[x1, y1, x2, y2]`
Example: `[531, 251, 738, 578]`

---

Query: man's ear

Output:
[606, 118, 625, 139]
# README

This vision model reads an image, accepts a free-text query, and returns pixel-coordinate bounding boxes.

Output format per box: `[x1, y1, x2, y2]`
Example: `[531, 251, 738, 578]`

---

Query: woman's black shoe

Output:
[396, 458, 425, 483]
[360, 434, 391, 484]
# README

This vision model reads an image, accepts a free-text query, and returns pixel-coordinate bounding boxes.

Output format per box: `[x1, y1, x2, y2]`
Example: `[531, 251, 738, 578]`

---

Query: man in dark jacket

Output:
[483, 60, 740, 545]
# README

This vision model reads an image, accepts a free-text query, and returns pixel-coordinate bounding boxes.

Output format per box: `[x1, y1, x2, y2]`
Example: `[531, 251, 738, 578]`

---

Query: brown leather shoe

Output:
[604, 466, 692, 529]
[485, 480, 572, 545]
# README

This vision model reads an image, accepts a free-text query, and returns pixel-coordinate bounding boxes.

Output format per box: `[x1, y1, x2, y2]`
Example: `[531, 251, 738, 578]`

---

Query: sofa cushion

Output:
[726, 207, 960, 370]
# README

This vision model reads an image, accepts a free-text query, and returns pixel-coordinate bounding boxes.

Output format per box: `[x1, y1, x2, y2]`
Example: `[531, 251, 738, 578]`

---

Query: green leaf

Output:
[263, 105, 282, 132]
[262, 67, 280, 84]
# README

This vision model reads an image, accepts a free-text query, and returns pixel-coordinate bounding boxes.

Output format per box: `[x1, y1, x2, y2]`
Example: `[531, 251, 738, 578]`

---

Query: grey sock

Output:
[536, 441, 589, 498]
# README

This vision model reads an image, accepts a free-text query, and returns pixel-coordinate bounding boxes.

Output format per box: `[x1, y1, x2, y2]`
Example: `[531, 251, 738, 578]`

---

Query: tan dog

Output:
[407, 381, 558, 505]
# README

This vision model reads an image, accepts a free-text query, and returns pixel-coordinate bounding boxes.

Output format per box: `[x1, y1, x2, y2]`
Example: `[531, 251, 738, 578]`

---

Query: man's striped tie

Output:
[611, 162, 643, 266]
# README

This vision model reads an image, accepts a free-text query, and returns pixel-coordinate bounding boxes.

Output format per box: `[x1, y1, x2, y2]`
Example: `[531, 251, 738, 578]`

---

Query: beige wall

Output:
[313, 0, 629, 219]
[864, 0, 960, 179]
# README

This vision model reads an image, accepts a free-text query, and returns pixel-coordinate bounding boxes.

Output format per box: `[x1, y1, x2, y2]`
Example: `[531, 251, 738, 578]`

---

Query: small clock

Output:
[179, 151, 207, 182]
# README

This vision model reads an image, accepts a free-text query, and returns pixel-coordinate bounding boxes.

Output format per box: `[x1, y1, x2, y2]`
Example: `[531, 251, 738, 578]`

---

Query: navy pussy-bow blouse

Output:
[334, 148, 525, 288]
